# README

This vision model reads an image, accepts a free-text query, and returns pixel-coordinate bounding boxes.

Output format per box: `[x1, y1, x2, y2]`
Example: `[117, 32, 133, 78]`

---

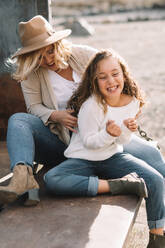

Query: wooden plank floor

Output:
[0, 141, 141, 248]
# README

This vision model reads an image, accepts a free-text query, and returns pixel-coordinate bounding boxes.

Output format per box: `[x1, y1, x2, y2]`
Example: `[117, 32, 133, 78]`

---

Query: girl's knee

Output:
[44, 168, 62, 186]
[44, 171, 67, 195]
[44, 170, 52, 184]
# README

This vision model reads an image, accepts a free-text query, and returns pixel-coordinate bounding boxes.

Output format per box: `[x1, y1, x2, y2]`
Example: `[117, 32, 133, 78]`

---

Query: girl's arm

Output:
[78, 99, 117, 149]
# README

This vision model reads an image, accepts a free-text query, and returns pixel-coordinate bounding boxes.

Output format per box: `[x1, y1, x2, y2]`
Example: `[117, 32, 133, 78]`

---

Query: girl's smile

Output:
[106, 85, 119, 93]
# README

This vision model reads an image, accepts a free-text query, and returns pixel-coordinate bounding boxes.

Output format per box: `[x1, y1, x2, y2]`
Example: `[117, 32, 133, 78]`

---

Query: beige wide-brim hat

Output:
[12, 15, 72, 58]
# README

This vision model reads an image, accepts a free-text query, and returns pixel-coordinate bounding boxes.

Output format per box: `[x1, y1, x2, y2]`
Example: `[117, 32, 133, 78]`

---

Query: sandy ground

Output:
[56, 18, 165, 153]
[54, 17, 165, 247]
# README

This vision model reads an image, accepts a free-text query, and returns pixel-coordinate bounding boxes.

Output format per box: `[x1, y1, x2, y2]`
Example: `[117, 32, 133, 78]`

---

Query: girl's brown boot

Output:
[147, 232, 165, 248]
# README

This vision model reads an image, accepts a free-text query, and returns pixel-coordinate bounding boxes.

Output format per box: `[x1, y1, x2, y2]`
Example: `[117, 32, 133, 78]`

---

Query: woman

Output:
[0, 15, 164, 208]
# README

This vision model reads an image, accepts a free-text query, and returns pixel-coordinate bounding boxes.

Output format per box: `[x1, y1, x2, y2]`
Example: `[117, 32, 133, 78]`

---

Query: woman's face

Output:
[39, 44, 58, 71]
[96, 56, 124, 102]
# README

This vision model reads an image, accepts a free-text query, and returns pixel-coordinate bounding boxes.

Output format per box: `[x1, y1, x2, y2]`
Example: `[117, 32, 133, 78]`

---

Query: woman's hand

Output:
[123, 118, 138, 132]
[49, 109, 78, 133]
[106, 120, 122, 137]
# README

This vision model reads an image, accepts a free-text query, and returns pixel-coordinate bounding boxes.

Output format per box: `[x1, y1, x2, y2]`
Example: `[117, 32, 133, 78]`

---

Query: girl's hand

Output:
[49, 109, 78, 133]
[106, 120, 122, 137]
[123, 118, 138, 132]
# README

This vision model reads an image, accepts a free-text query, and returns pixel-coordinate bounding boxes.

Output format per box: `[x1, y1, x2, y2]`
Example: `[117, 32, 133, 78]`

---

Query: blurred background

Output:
[50, 0, 165, 153]
[52, 0, 165, 17]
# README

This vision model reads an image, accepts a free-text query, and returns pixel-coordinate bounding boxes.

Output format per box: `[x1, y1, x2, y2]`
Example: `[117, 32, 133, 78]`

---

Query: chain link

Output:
[138, 126, 160, 149]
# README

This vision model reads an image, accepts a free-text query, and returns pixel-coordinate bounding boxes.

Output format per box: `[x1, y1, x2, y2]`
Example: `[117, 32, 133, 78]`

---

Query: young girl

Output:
[44, 50, 165, 247]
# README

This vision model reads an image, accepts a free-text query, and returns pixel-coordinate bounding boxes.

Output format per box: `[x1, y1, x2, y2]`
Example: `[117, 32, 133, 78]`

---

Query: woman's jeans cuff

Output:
[148, 218, 165, 230]
[87, 176, 99, 196]
[11, 161, 33, 171]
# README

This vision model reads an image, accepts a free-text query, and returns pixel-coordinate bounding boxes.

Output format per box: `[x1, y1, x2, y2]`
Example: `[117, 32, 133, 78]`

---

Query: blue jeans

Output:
[124, 134, 165, 176]
[7, 113, 165, 229]
[44, 153, 165, 230]
[7, 113, 165, 171]
[7, 113, 67, 170]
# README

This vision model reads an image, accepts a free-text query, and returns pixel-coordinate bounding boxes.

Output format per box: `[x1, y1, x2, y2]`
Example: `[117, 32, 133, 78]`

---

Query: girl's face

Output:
[39, 44, 58, 71]
[96, 56, 124, 102]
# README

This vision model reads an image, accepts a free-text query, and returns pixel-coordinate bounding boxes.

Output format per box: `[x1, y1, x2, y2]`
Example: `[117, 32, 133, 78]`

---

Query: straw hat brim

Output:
[12, 29, 71, 59]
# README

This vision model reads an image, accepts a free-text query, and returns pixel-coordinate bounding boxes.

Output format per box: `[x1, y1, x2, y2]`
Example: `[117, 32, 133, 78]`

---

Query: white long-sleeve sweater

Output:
[64, 95, 140, 161]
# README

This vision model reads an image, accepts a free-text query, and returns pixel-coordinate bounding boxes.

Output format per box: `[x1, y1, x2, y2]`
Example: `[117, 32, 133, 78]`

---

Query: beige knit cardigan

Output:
[21, 45, 98, 144]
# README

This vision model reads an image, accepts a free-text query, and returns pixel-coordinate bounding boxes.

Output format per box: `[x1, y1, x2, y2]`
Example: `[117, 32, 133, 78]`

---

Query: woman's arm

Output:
[21, 72, 77, 131]
[21, 72, 54, 124]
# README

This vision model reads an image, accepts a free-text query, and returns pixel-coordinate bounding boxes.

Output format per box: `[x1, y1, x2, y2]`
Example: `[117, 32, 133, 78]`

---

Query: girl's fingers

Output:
[107, 120, 115, 125]
[127, 122, 138, 131]
[129, 122, 137, 127]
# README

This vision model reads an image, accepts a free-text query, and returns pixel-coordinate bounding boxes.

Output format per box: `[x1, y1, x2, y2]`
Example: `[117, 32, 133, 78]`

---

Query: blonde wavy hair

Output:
[12, 39, 71, 81]
[68, 49, 145, 115]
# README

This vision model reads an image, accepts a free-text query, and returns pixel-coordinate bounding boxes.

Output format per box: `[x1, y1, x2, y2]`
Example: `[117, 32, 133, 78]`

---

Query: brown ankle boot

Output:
[147, 232, 165, 248]
[0, 164, 39, 204]
[108, 173, 148, 198]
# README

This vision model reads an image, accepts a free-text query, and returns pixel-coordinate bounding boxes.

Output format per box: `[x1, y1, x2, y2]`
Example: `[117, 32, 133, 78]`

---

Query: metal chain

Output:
[138, 126, 160, 150]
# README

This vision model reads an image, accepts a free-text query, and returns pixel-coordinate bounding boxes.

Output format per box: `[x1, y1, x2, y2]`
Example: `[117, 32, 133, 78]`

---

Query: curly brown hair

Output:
[67, 49, 145, 115]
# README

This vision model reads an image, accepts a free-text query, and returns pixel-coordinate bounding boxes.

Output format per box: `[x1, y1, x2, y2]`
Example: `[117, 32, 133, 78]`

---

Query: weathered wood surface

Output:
[0, 141, 141, 248]
[0, 195, 141, 248]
